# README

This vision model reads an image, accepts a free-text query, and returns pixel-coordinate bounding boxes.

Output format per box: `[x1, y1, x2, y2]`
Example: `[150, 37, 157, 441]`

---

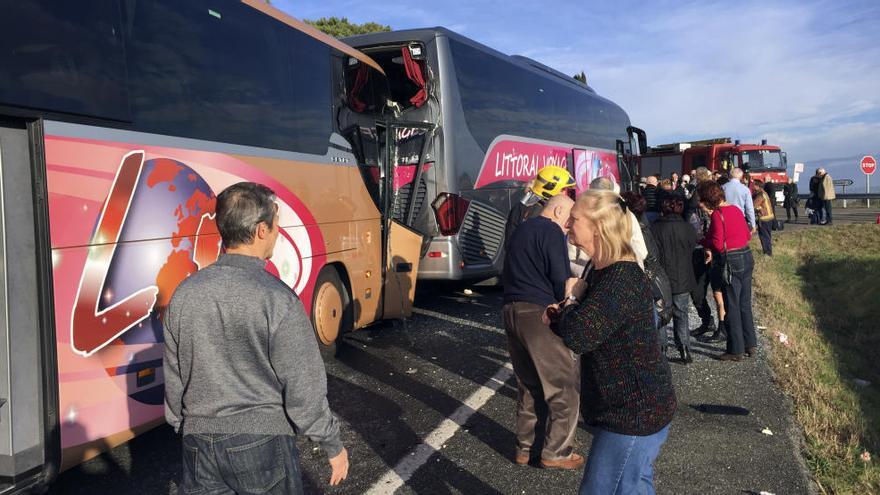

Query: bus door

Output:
[379, 122, 434, 319]
[0, 119, 58, 492]
[621, 126, 647, 191]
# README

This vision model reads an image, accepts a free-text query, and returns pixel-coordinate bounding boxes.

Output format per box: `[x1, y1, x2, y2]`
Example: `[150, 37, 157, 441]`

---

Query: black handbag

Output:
[712, 210, 733, 286]
[643, 252, 673, 325]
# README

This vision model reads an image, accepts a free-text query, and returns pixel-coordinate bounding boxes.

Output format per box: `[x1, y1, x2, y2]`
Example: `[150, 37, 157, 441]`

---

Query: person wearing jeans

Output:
[580, 425, 670, 495]
[182, 434, 304, 494]
[651, 194, 698, 364]
[164, 183, 349, 494]
[696, 180, 757, 361]
[551, 190, 676, 494]
[721, 248, 758, 357]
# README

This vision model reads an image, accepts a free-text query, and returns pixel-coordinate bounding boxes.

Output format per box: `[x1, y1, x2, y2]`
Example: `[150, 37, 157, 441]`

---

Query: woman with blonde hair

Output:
[548, 189, 676, 494]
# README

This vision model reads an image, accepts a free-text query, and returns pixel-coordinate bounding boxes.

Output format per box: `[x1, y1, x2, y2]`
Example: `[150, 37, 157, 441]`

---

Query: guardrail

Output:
[798, 193, 880, 200]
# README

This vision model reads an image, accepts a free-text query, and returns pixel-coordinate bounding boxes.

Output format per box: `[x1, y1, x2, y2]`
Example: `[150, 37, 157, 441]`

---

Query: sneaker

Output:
[515, 454, 529, 466]
[540, 453, 585, 470]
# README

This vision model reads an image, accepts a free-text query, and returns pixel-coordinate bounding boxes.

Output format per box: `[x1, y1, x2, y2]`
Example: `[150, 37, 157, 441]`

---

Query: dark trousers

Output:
[757, 220, 773, 256]
[503, 302, 580, 461]
[669, 293, 691, 351]
[721, 249, 757, 355]
[785, 204, 798, 221]
[689, 249, 714, 329]
[823, 200, 833, 223]
[181, 433, 304, 495]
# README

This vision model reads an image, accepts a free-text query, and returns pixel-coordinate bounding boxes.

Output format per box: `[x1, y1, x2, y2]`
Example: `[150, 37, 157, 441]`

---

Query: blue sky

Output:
[278, 0, 880, 185]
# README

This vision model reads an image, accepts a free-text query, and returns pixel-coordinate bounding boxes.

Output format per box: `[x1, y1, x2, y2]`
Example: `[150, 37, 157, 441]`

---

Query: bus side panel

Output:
[44, 133, 358, 468]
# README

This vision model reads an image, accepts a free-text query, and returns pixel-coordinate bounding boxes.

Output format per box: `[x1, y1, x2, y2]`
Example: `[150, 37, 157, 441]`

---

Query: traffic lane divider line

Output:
[366, 307, 513, 494]
[365, 363, 514, 495]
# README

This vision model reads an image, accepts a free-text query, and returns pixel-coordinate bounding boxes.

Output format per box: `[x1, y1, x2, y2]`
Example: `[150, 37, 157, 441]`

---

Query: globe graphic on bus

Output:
[98, 157, 218, 405]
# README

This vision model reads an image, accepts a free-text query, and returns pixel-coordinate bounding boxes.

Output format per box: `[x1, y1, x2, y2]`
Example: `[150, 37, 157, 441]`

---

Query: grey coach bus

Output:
[343, 28, 646, 280]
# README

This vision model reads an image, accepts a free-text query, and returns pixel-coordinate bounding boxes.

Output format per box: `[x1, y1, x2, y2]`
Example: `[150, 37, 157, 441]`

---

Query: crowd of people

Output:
[497, 163, 804, 493]
[158, 165, 833, 494]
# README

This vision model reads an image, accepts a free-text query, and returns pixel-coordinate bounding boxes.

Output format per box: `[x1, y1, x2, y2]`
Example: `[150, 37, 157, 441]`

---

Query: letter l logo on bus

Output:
[71, 151, 159, 357]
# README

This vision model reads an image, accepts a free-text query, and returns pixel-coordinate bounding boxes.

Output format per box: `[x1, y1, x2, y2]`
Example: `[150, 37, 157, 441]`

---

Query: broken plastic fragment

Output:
[463, 289, 473, 295]
[761, 428, 773, 436]
[861, 451, 871, 462]
[405, 368, 417, 374]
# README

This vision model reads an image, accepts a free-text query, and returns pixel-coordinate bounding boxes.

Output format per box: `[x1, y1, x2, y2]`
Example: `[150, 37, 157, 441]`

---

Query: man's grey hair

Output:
[216, 182, 278, 248]
[817, 167, 826, 175]
[730, 167, 744, 179]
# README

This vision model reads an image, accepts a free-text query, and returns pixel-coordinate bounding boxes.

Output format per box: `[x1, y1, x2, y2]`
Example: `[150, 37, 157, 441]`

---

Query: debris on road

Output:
[405, 368, 418, 374]
[774, 332, 790, 346]
[852, 378, 871, 387]
[761, 428, 774, 436]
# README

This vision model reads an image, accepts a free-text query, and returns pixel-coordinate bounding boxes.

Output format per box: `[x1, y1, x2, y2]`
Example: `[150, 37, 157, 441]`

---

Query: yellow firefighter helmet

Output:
[530, 165, 575, 199]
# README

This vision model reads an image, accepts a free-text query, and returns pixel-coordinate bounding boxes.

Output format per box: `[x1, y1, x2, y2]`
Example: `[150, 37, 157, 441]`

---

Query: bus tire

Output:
[310, 266, 352, 359]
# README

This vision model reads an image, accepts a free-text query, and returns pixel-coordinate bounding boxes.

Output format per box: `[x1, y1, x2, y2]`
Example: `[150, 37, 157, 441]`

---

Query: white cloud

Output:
[560, 2, 880, 165]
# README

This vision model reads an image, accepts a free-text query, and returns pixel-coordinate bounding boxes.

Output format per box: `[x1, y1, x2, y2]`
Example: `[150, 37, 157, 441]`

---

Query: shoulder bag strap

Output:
[719, 207, 728, 256]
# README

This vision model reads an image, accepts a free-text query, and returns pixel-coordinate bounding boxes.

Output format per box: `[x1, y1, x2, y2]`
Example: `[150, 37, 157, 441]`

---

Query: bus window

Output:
[124, 0, 331, 154]
[0, 0, 129, 121]
[448, 39, 626, 153]
[349, 45, 430, 114]
[344, 125, 383, 210]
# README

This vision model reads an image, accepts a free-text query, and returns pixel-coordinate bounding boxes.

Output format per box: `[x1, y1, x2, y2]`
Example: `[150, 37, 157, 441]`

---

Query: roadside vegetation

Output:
[753, 225, 879, 493]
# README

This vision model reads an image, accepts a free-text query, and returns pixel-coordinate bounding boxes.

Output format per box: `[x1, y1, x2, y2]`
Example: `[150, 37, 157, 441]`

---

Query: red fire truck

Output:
[640, 137, 789, 201]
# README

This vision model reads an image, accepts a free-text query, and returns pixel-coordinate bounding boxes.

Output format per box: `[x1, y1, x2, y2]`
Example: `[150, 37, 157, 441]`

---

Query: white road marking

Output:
[365, 308, 513, 495]
[411, 307, 504, 335]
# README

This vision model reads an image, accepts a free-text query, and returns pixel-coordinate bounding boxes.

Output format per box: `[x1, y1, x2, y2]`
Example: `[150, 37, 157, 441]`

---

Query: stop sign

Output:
[862, 155, 877, 175]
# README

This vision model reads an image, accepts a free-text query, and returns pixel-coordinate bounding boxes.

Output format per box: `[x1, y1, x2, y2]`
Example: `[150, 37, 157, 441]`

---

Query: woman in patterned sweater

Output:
[549, 189, 676, 495]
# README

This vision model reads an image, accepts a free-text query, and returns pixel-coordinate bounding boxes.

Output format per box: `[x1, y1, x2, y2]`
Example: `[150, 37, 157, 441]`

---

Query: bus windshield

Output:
[740, 150, 785, 171]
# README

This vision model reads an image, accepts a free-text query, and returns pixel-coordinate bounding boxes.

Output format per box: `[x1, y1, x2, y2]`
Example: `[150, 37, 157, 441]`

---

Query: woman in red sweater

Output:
[696, 181, 758, 361]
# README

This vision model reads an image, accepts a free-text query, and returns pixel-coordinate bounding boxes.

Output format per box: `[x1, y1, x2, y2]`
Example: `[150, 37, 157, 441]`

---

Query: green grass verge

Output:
[752, 225, 880, 494]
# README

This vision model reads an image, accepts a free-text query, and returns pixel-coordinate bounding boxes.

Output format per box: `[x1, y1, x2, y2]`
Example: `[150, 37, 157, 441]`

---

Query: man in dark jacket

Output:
[503, 194, 584, 470]
[809, 170, 823, 224]
[783, 178, 799, 223]
[504, 166, 575, 252]
[643, 175, 661, 223]
[651, 193, 697, 363]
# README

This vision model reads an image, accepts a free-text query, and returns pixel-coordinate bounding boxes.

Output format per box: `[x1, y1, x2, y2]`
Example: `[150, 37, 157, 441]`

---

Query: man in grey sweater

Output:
[164, 182, 348, 494]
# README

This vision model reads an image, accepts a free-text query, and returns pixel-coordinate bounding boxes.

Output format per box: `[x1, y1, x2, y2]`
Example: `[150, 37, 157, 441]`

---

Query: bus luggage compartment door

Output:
[0, 121, 54, 492]
[382, 220, 422, 319]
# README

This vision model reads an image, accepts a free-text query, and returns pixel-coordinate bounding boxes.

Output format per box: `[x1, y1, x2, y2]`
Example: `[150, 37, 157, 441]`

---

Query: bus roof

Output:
[242, 0, 385, 75]
[344, 27, 597, 95]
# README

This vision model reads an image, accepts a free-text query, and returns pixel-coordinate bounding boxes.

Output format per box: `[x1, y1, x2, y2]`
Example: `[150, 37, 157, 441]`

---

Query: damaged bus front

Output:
[344, 28, 640, 281]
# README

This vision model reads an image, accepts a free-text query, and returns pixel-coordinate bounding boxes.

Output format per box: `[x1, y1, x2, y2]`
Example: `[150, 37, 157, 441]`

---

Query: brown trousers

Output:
[502, 302, 581, 461]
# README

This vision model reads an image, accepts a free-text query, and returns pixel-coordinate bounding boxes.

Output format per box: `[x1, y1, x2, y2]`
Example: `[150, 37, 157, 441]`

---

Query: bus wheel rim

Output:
[315, 281, 342, 345]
